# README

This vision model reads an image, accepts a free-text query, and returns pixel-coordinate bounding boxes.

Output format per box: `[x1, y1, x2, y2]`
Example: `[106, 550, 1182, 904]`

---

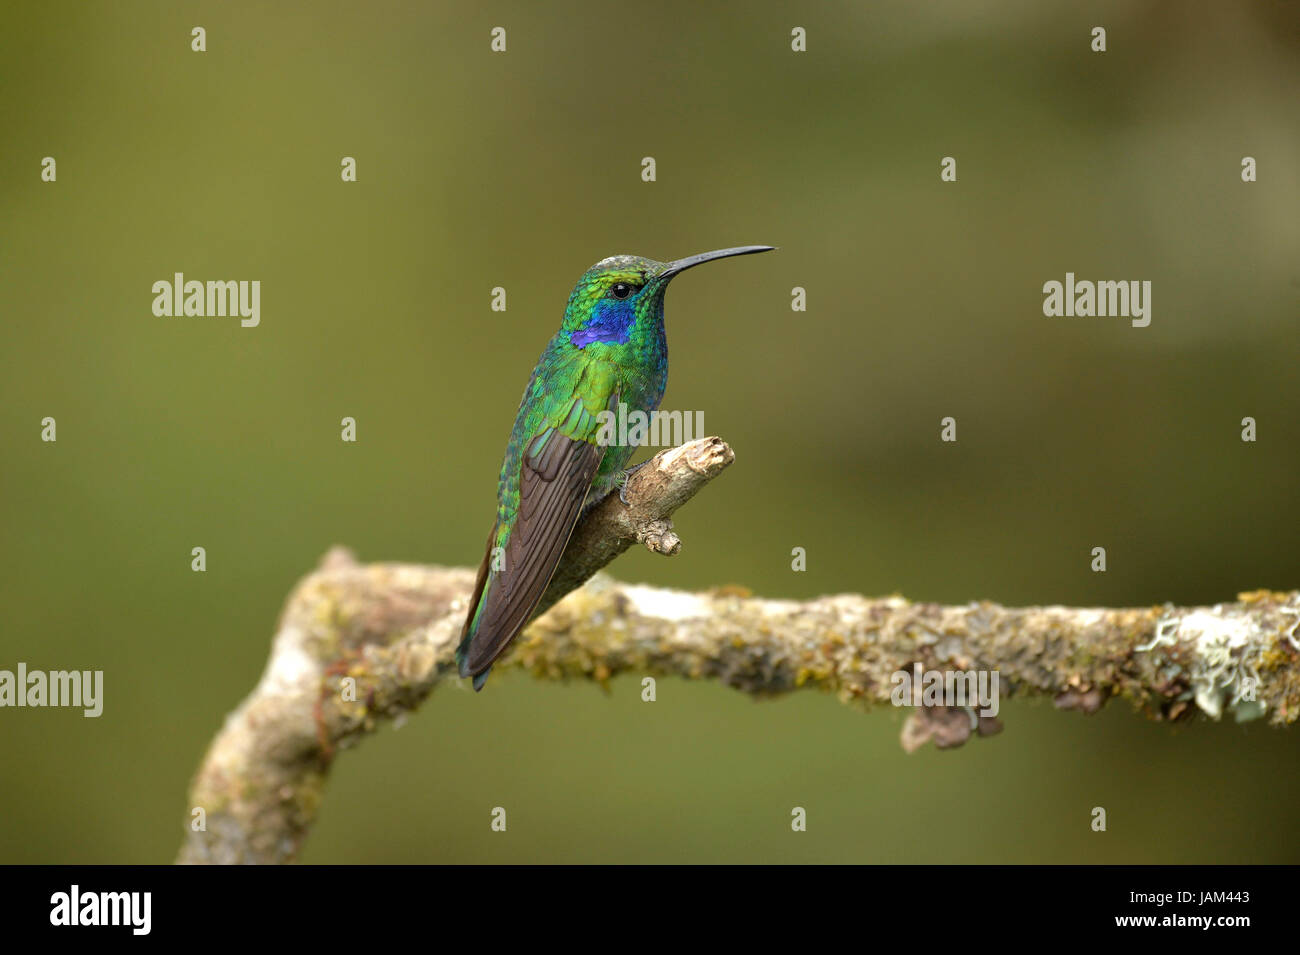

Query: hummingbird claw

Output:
[617, 461, 649, 506]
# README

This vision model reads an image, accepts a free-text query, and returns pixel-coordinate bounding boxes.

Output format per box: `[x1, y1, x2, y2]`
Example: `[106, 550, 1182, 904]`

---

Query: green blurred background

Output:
[2, 1, 1298, 863]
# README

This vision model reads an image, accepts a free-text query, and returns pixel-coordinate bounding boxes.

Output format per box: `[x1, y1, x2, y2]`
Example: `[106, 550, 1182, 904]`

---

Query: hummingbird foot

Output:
[617, 461, 651, 506]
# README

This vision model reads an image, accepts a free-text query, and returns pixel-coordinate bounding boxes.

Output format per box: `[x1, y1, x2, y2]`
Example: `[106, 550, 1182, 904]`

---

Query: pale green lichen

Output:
[1144, 608, 1271, 722]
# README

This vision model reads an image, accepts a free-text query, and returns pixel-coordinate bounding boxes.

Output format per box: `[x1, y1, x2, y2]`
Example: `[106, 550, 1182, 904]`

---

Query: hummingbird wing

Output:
[457, 375, 618, 688]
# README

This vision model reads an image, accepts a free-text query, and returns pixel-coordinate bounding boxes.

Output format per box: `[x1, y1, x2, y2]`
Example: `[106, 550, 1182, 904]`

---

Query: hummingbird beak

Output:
[657, 245, 775, 281]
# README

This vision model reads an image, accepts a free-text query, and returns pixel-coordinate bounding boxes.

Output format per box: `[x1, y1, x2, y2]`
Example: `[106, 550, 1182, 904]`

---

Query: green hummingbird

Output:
[456, 245, 774, 690]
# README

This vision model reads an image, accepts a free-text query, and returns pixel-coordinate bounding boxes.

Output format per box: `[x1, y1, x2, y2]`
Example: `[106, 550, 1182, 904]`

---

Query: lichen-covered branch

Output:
[176, 436, 1300, 864]
[176, 436, 733, 864]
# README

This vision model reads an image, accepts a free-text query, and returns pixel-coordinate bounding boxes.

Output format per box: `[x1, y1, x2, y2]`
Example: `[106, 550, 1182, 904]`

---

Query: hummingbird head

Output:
[562, 246, 774, 349]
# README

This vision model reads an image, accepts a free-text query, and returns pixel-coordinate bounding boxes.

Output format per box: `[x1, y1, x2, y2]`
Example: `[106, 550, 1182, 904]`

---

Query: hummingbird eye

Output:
[609, 282, 637, 300]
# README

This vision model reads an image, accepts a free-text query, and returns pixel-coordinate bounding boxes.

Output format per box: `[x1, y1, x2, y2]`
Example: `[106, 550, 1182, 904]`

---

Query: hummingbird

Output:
[456, 245, 775, 690]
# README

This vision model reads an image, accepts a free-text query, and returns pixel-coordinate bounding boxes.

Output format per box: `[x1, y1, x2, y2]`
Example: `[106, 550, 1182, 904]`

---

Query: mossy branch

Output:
[176, 436, 1300, 864]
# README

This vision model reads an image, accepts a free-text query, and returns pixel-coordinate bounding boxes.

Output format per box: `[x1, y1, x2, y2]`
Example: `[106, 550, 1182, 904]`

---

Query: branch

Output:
[176, 436, 1300, 864]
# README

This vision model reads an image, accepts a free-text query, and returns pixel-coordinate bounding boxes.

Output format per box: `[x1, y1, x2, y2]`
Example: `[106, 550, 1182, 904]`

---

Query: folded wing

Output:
[457, 389, 616, 688]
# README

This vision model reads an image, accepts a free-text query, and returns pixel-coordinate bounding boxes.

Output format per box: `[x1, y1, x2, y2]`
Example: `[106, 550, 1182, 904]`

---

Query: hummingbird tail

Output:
[455, 634, 491, 692]
[456, 529, 497, 690]
[454, 632, 473, 678]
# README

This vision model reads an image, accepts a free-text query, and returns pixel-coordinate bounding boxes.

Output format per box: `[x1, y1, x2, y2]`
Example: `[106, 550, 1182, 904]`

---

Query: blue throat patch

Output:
[571, 300, 634, 348]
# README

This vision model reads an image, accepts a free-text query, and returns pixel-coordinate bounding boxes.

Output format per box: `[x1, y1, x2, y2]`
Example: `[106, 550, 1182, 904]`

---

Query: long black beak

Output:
[657, 245, 775, 280]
